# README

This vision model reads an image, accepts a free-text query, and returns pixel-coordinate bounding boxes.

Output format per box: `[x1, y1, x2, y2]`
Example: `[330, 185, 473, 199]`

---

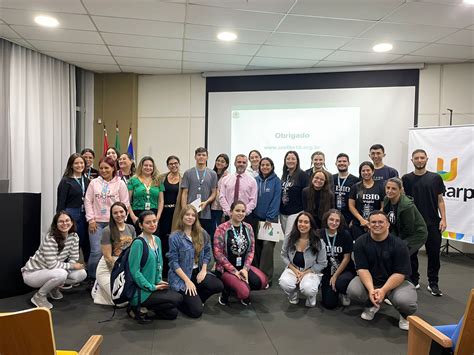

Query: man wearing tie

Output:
[219, 154, 258, 221]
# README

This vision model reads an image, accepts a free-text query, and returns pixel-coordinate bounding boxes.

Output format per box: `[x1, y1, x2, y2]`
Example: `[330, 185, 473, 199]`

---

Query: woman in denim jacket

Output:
[168, 205, 224, 318]
[279, 212, 327, 307]
[214, 201, 268, 306]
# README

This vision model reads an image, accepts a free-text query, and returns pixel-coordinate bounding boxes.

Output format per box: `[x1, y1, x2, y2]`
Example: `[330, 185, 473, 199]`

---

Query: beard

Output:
[337, 167, 348, 173]
[413, 162, 427, 170]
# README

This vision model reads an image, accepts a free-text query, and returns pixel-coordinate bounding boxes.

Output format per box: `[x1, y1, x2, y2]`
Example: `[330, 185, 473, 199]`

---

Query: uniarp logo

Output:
[437, 157, 458, 181]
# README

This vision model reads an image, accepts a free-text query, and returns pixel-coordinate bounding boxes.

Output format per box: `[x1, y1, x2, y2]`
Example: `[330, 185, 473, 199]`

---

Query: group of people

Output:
[21, 144, 447, 331]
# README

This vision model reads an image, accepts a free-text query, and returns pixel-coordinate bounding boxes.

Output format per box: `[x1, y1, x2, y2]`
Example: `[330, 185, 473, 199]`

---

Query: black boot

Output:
[127, 306, 153, 324]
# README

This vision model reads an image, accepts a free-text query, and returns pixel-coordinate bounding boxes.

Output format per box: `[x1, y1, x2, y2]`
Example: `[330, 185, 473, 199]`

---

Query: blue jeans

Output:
[88, 222, 108, 279]
[65, 207, 90, 262]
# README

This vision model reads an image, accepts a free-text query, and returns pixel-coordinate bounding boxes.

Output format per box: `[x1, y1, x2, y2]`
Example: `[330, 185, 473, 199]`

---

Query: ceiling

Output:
[0, 0, 473, 74]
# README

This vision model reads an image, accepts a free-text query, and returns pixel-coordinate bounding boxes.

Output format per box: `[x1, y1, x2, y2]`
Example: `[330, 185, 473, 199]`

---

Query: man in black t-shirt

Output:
[402, 149, 447, 297]
[347, 211, 417, 331]
[332, 153, 359, 225]
[369, 144, 399, 183]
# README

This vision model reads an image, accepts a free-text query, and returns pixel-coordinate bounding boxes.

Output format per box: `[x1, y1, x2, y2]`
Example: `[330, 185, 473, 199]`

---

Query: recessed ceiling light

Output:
[372, 43, 393, 53]
[34, 15, 59, 28]
[217, 31, 237, 41]
[463, 0, 474, 4]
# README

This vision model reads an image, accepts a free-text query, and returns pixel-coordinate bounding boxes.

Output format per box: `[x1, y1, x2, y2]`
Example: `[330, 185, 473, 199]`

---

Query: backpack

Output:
[110, 237, 149, 306]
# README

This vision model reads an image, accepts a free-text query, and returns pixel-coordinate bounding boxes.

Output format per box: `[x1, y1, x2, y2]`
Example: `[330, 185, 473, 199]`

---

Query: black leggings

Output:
[142, 289, 183, 320]
[321, 270, 356, 309]
[179, 270, 224, 318]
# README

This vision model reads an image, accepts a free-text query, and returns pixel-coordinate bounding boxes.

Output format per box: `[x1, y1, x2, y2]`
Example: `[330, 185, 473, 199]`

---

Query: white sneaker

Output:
[384, 298, 393, 306]
[399, 315, 409, 331]
[361, 306, 379, 321]
[305, 295, 317, 308]
[288, 291, 299, 304]
[48, 288, 63, 300]
[340, 294, 351, 306]
[414, 283, 420, 290]
[31, 293, 53, 309]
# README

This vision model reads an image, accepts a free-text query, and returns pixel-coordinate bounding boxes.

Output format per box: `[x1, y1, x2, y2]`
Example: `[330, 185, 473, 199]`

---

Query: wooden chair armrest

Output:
[78, 335, 103, 355]
[408, 316, 453, 348]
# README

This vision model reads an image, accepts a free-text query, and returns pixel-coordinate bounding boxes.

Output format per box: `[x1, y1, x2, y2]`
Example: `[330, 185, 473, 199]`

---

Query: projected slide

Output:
[208, 87, 416, 176]
[231, 106, 360, 174]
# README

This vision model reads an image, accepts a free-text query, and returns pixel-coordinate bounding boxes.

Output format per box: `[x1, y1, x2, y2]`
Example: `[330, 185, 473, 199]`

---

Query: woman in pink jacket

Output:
[84, 156, 129, 283]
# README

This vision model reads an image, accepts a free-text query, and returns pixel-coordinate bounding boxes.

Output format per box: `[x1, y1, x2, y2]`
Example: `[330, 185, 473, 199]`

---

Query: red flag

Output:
[103, 125, 109, 157]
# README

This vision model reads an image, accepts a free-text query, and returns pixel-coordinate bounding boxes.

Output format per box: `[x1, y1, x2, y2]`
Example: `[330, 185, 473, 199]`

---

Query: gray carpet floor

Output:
[1, 249, 473, 355]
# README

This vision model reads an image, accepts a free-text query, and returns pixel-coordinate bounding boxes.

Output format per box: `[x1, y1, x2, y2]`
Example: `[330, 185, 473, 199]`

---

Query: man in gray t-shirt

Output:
[181, 147, 218, 235]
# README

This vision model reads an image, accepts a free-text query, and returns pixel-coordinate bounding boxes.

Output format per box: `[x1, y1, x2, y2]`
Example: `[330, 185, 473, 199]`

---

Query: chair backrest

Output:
[455, 289, 474, 355]
[0, 307, 57, 355]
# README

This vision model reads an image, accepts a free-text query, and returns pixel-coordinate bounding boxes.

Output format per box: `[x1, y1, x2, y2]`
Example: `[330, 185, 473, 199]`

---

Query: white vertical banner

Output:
[408, 125, 474, 244]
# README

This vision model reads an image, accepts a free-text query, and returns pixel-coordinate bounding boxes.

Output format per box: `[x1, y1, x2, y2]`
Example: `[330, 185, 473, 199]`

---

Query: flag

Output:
[103, 125, 109, 157]
[127, 126, 135, 161]
[114, 121, 121, 152]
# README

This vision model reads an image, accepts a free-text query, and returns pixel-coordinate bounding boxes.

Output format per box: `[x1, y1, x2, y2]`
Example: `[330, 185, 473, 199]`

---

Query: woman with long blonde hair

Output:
[167, 205, 223, 318]
[128, 156, 164, 234]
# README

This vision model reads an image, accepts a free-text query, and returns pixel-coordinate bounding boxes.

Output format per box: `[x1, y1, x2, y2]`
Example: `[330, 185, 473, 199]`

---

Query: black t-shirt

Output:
[402, 172, 446, 226]
[354, 233, 411, 287]
[320, 228, 354, 276]
[292, 251, 305, 269]
[349, 181, 385, 225]
[333, 173, 359, 224]
[373, 165, 398, 182]
[280, 170, 310, 215]
[386, 202, 398, 234]
[163, 174, 179, 205]
[302, 187, 322, 228]
[226, 225, 249, 271]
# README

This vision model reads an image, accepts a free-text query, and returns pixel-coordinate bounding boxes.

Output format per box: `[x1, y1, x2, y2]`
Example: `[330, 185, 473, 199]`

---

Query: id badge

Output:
[81, 204, 85, 213]
[100, 207, 107, 215]
[336, 195, 342, 209]
[196, 193, 201, 200]
[144, 202, 151, 210]
[236, 257, 242, 267]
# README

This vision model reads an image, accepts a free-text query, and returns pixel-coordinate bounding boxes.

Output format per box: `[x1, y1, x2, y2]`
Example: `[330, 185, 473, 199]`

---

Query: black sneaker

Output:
[427, 284, 443, 297]
[218, 291, 229, 306]
[240, 298, 251, 306]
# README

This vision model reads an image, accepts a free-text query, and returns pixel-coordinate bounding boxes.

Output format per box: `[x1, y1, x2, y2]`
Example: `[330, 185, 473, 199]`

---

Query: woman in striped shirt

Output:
[22, 211, 87, 309]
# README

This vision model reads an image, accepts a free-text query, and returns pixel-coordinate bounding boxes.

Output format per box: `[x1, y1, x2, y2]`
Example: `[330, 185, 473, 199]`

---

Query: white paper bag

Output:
[257, 222, 284, 242]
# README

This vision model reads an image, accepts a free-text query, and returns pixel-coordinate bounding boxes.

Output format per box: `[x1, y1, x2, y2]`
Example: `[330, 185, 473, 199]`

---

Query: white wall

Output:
[418, 63, 474, 127]
[138, 74, 206, 173]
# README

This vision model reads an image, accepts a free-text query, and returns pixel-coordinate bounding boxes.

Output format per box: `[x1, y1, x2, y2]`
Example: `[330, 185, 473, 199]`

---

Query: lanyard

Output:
[337, 175, 348, 189]
[74, 176, 85, 197]
[195, 167, 207, 190]
[139, 178, 152, 198]
[231, 224, 245, 251]
[87, 168, 91, 179]
[100, 177, 110, 200]
[141, 235, 159, 259]
[324, 229, 337, 257]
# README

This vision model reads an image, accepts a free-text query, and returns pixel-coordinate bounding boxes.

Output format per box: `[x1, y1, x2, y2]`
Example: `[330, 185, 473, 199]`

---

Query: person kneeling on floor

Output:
[22, 211, 87, 309]
[347, 210, 417, 331]
[279, 212, 327, 307]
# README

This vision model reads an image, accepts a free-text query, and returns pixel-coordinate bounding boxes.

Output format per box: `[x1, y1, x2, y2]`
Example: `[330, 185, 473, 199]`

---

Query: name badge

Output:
[196, 193, 201, 200]
[336, 195, 342, 209]
[236, 257, 242, 267]
[144, 202, 151, 210]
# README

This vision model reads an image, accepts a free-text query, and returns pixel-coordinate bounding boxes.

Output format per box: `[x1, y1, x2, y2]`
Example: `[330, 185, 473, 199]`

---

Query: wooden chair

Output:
[0, 307, 103, 355]
[407, 289, 474, 355]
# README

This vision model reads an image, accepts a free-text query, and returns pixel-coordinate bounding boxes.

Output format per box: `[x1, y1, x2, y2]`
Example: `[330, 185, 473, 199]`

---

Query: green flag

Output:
[115, 121, 121, 152]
